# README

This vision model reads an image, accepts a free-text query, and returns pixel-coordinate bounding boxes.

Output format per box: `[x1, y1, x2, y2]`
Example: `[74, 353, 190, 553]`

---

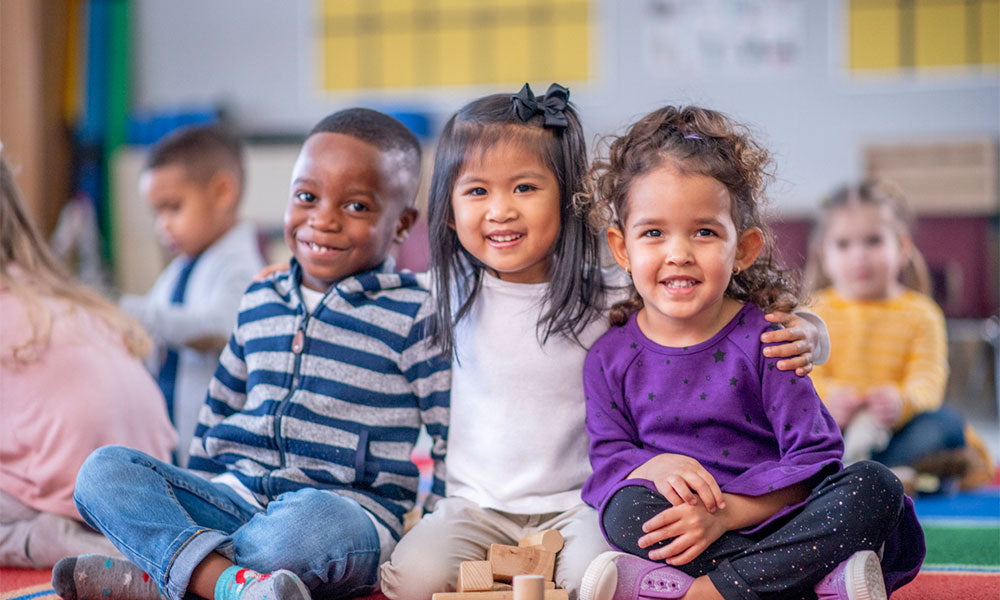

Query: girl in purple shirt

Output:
[577, 106, 924, 600]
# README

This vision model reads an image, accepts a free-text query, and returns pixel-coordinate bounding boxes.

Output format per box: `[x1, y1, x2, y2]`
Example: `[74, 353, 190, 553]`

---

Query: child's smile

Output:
[450, 141, 561, 284]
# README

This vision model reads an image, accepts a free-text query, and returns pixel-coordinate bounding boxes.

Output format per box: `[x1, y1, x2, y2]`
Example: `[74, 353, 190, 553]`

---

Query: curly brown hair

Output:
[579, 105, 800, 326]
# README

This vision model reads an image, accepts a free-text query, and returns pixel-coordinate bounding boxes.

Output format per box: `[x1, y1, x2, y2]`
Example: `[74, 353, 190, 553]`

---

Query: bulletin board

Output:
[847, 0, 999, 73]
[317, 0, 591, 91]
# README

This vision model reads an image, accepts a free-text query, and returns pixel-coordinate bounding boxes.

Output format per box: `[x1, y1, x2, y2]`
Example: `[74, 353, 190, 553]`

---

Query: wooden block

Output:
[513, 575, 544, 600]
[432, 590, 568, 600]
[517, 530, 564, 553]
[487, 544, 555, 583]
[491, 582, 554, 591]
[458, 561, 493, 592]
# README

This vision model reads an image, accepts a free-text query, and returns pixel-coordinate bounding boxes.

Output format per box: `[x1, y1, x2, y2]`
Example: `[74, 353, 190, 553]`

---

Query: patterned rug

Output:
[2, 487, 996, 600]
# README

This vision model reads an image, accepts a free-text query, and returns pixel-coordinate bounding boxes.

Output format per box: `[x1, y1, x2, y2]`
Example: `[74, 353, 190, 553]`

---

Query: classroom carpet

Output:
[2, 487, 997, 600]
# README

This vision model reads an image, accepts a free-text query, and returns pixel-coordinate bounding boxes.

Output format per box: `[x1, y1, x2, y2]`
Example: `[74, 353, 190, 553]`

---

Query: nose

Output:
[664, 236, 693, 265]
[485, 192, 517, 223]
[154, 215, 170, 241]
[307, 199, 342, 232]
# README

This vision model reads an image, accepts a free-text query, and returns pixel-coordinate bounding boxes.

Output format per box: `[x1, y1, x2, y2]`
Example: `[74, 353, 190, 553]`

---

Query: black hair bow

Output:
[512, 83, 570, 128]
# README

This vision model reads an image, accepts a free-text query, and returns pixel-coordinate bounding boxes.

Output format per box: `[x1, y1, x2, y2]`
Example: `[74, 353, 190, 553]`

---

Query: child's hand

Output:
[628, 454, 725, 513]
[824, 386, 862, 427]
[866, 385, 902, 427]
[638, 502, 727, 565]
[761, 311, 819, 376]
[254, 262, 290, 281]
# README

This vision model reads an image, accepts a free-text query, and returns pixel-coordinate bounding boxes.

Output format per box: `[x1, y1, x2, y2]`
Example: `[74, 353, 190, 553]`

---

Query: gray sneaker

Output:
[813, 550, 886, 600]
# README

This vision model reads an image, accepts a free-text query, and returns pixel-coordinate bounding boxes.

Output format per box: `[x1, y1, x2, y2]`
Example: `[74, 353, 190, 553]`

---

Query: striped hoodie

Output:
[187, 258, 449, 539]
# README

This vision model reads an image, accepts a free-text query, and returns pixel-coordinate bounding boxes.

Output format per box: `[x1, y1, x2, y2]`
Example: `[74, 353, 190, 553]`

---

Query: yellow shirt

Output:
[809, 288, 948, 428]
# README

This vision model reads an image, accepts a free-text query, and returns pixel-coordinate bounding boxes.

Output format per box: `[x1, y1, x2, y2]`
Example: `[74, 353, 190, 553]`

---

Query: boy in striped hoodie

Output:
[54, 109, 449, 600]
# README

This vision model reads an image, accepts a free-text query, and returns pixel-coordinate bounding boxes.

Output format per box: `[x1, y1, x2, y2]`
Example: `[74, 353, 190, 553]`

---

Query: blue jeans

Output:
[74, 446, 381, 600]
[873, 407, 966, 467]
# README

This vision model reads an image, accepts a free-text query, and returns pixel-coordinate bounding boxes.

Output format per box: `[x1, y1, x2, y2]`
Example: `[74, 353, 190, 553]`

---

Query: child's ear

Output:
[209, 171, 240, 214]
[735, 227, 764, 271]
[606, 226, 631, 273]
[393, 207, 418, 243]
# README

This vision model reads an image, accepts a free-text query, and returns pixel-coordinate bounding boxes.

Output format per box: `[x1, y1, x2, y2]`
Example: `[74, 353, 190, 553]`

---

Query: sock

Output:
[52, 555, 163, 600]
[214, 566, 311, 600]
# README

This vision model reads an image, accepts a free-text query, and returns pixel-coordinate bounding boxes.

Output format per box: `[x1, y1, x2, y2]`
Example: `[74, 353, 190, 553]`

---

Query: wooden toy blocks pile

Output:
[431, 530, 568, 600]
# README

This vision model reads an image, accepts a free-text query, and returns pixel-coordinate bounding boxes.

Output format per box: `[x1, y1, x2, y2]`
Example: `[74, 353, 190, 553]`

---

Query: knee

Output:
[601, 485, 663, 554]
[845, 461, 904, 508]
[380, 549, 454, 600]
[74, 446, 140, 507]
[255, 489, 377, 557]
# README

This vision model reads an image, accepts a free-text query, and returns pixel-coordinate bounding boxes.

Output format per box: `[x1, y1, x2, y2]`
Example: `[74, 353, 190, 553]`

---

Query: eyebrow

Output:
[629, 216, 725, 229]
[454, 170, 551, 186]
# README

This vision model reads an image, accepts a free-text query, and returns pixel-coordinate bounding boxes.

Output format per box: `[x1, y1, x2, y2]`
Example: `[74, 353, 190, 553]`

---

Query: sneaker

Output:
[579, 551, 694, 600]
[814, 550, 886, 600]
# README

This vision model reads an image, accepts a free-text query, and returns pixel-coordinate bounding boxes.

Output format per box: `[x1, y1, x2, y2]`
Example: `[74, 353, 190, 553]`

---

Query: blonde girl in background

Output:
[0, 154, 177, 567]
[805, 180, 993, 491]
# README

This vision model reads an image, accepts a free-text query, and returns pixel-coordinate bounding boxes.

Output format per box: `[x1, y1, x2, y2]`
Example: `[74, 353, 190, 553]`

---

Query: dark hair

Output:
[804, 178, 930, 295]
[584, 105, 799, 326]
[145, 125, 245, 195]
[309, 108, 422, 201]
[427, 85, 604, 357]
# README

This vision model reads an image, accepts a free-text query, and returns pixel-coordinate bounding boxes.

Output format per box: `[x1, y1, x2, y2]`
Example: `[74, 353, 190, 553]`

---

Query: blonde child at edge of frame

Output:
[0, 153, 176, 568]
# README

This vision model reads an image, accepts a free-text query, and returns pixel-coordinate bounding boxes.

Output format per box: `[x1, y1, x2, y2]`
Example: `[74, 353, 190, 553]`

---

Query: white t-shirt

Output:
[444, 272, 620, 514]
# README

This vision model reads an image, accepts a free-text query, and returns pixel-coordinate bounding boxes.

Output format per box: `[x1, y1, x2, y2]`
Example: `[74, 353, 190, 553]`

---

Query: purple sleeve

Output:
[581, 346, 660, 509]
[723, 355, 843, 497]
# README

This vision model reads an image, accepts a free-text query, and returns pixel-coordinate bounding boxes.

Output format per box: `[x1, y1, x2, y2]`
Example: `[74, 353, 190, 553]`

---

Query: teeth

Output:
[306, 241, 335, 252]
[664, 279, 695, 288]
[489, 233, 522, 242]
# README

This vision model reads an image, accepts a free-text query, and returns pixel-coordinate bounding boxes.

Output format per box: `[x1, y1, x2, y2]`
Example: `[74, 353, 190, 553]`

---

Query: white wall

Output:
[132, 0, 1000, 215]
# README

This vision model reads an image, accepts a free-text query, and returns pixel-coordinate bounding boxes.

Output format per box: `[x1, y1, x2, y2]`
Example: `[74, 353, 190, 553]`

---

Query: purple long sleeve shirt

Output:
[583, 303, 843, 512]
[582, 303, 925, 592]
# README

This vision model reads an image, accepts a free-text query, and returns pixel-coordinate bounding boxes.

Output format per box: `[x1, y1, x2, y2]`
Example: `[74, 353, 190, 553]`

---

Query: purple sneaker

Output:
[814, 550, 886, 600]
[579, 551, 694, 600]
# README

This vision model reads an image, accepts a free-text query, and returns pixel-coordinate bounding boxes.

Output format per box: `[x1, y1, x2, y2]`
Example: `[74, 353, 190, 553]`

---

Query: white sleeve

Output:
[791, 308, 830, 365]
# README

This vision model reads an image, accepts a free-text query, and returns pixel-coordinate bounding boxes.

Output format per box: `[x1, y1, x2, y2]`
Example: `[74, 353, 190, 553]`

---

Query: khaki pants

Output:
[380, 497, 610, 600]
[0, 489, 121, 568]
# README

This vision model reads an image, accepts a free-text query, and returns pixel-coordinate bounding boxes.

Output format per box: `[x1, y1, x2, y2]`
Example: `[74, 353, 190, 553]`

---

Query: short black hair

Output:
[144, 125, 244, 194]
[308, 108, 422, 201]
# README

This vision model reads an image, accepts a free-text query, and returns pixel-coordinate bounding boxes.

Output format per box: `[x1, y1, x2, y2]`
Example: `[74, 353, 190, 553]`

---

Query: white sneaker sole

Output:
[844, 551, 887, 600]
[579, 551, 626, 600]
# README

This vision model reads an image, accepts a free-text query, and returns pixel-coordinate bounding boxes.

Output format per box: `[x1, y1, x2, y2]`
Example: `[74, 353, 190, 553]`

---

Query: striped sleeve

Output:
[399, 294, 450, 510]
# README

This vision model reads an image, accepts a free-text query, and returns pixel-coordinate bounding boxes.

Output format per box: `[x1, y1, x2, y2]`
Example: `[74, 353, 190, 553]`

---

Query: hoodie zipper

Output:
[262, 279, 320, 498]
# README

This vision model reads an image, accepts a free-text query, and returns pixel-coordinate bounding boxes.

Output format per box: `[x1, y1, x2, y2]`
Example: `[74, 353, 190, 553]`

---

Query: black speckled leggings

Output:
[601, 461, 905, 600]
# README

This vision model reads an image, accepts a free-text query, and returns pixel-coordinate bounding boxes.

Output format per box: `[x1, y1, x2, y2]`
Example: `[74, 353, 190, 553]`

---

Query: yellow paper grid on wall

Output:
[848, 0, 999, 72]
[318, 0, 590, 90]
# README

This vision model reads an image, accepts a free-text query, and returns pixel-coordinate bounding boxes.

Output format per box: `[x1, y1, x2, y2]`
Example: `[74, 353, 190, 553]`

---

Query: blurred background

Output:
[1, 0, 997, 452]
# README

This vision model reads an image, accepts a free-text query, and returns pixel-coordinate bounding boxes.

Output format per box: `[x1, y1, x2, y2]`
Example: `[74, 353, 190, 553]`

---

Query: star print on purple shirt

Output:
[581, 303, 844, 515]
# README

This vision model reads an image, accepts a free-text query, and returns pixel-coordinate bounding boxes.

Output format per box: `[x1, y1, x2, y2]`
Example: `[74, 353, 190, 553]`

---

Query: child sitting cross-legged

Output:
[53, 109, 450, 600]
[577, 107, 924, 600]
